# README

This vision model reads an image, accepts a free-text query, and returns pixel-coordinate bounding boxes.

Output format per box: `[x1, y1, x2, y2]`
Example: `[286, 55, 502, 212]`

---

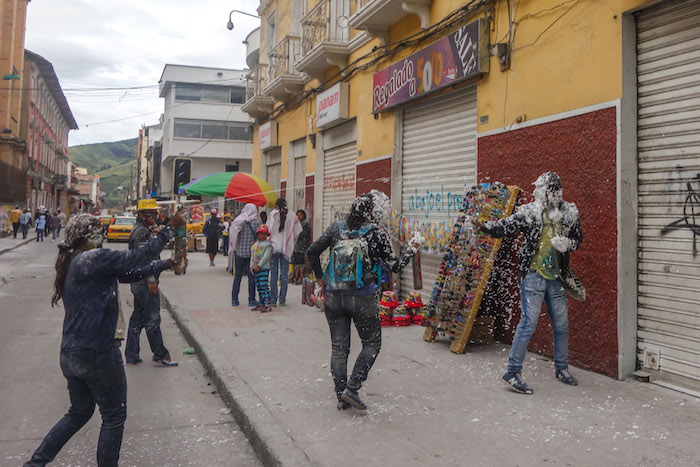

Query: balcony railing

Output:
[302, 0, 351, 56]
[246, 64, 265, 100]
[267, 36, 302, 83]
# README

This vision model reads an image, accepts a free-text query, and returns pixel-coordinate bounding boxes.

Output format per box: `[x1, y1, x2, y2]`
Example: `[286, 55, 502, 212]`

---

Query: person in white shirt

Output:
[266, 198, 301, 306]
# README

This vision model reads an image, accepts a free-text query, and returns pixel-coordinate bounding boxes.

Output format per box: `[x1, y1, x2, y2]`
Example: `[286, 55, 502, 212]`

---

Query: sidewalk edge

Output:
[161, 292, 313, 467]
[0, 238, 33, 256]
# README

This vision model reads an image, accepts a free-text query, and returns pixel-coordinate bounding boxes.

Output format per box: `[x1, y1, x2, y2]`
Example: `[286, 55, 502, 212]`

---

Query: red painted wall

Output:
[280, 180, 287, 200]
[478, 107, 618, 377]
[305, 174, 315, 238]
[356, 158, 391, 197]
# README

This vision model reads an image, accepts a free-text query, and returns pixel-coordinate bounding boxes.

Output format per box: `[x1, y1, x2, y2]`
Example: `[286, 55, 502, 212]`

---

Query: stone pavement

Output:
[159, 251, 700, 467]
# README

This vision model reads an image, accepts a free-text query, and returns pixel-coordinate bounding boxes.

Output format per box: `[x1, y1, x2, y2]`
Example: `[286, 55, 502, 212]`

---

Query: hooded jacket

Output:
[482, 200, 583, 282]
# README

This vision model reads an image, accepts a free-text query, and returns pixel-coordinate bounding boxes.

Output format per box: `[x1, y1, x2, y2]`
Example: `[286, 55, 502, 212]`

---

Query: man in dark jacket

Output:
[203, 208, 224, 266]
[479, 172, 583, 395]
[124, 199, 178, 367]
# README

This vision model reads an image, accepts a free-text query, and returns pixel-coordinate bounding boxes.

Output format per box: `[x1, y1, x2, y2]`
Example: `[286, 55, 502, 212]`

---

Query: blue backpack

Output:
[324, 221, 377, 290]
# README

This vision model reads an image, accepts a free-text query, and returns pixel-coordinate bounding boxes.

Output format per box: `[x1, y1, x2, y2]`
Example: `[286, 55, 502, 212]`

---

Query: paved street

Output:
[159, 248, 700, 467]
[0, 239, 262, 466]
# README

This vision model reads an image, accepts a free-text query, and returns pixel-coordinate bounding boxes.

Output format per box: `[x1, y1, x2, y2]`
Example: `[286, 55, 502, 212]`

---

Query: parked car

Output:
[106, 216, 136, 242]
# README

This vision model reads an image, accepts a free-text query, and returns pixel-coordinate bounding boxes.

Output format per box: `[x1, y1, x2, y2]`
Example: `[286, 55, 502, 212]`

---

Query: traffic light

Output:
[173, 159, 191, 194]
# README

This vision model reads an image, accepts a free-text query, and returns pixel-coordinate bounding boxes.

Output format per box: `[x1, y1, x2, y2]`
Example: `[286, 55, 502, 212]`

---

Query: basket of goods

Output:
[379, 291, 398, 327]
[404, 291, 427, 325]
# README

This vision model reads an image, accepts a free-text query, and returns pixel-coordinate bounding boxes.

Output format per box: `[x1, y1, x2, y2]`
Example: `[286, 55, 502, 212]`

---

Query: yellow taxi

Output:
[186, 212, 211, 235]
[106, 216, 136, 242]
[99, 215, 113, 229]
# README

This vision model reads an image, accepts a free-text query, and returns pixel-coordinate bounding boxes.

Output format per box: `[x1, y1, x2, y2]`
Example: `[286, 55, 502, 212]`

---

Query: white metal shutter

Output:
[636, 0, 700, 383]
[400, 86, 477, 301]
[267, 162, 282, 198]
[294, 156, 307, 212]
[322, 142, 356, 234]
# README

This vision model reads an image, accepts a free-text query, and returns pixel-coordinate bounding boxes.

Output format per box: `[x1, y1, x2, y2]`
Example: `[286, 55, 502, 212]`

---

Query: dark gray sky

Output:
[25, 0, 259, 146]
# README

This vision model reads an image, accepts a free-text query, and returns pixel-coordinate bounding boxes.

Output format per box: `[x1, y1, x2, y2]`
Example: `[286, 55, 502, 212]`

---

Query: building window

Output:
[225, 163, 239, 172]
[266, 12, 276, 53]
[174, 119, 251, 141]
[230, 87, 245, 104]
[175, 83, 201, 101]
[173, 119, 202, 138]
[175, 84, 246, 104]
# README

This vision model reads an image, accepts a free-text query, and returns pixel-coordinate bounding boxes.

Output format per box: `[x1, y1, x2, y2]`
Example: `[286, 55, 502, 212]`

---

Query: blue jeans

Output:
[125, 281, 169, 362]
[508, 271, 569, 374]
[25, 347, 127, 467]
[231, 254, 256, 303]
[269, 253, 289, 305]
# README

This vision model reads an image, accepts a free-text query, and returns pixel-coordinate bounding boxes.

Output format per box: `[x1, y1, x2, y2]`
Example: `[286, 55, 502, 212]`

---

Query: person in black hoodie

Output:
[24, 211, 185, 467]
[307, 190, 423, 411]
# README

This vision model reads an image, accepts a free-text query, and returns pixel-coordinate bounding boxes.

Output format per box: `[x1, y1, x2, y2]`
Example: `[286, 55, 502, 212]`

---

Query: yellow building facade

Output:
[244, 0, 700, 385]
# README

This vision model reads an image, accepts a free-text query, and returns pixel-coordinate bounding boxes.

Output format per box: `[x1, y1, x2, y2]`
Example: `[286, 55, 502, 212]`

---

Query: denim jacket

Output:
[61, 229, 174, 352]
[482, 201, 583, 282]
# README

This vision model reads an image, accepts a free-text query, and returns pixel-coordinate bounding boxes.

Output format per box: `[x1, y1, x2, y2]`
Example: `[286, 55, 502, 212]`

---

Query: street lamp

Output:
[227, 10, 260, 30]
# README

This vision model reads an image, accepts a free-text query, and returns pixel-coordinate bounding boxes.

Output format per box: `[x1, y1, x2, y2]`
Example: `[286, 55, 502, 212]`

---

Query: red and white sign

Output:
[316, 82, 349, 129]
[259, 121, 278, 150]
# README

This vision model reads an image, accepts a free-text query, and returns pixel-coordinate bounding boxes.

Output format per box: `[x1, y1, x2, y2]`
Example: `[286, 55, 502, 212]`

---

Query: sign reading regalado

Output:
[372, 18, 489, 113]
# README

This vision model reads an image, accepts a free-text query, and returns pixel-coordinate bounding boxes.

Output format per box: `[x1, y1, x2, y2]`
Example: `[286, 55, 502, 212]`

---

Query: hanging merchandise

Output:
[423, 183, 520, 354]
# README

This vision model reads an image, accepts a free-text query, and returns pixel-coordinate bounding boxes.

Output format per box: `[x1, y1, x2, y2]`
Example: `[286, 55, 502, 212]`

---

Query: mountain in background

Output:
[68, 138, 138, 208]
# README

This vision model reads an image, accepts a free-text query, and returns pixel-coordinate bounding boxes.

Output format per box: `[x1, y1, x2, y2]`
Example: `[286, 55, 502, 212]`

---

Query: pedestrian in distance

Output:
[125, 199, 178, 367]
[50, 212, 61, 241]
[476, 171, 583, 395]
[35, 214, 46, 242]
[259, 211, 267, 225]
[57, 210, 66, 236]
[229, 203, 261, 307]
[292, 209, 312, 285]
[20, 209, 32, 239]
[11, 206, 22, 238]
[307, 190, 425, 411]
[250, 224, 273, 313]
[266, 198, 301, 306]
[23, 211, 186, 467]
[202, 208, 224, 266]
[221, 217, 230, 256]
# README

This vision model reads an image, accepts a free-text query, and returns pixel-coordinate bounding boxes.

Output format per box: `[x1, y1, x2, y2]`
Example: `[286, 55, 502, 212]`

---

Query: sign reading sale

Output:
[372, 18, 489, 113]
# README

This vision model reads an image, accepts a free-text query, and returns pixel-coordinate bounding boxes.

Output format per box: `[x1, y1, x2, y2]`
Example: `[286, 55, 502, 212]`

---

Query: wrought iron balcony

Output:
[241, 64, 275, 119]
[348, 0, 431, 41]
[263, 36, 306, 100]
[297, 0, 353, 78]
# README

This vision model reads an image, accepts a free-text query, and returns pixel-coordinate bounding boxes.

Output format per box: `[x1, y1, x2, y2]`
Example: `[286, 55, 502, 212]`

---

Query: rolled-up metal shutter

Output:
[399, 86, 477, 301]
[322, 142, 356, 235]
[294, 156, 307, 212]
[266, 162, 281, 198]
[636, 0, 700, 383]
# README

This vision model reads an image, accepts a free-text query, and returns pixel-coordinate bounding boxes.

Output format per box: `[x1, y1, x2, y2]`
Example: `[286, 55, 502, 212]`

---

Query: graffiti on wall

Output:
[406, 184, 470, 219]
[661, 173, 700, 257]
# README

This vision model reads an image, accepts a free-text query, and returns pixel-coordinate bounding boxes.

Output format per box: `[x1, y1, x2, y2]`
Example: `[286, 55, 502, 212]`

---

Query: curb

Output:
[0, 238, 33, 256]
[160, 292, 313, 467]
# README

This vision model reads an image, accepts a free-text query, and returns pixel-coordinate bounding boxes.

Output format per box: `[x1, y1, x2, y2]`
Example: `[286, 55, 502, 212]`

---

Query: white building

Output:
[158, 64, 253, 198]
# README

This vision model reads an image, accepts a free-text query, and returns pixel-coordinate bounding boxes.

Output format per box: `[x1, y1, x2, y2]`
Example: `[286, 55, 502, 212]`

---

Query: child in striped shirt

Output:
[250, 225, 273, 312]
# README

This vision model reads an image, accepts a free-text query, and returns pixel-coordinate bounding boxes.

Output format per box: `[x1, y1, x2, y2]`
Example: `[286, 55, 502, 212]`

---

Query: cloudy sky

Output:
[25, 0, 259, 146]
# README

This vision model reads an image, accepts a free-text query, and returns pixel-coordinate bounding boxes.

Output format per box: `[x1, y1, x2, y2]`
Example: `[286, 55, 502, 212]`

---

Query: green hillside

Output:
[68, 138, 139, 208]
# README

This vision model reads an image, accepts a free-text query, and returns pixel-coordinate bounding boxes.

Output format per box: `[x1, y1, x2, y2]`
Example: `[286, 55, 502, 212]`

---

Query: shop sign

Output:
[372, 18, 489, 112]
[259, 121, 278, 150]
[316, 82, 349, 129]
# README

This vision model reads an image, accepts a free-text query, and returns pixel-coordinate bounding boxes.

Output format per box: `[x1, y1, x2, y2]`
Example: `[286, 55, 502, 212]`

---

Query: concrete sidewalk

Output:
[0, 234, 33, 256]
[160, 251, 700, 467]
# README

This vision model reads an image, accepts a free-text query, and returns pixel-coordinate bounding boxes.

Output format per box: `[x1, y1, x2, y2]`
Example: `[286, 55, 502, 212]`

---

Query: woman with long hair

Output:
[307, 190, 424, 411]
[292, 209, 311, 284]
[25, 212, 185, 467]
[266, 198, 301, 306]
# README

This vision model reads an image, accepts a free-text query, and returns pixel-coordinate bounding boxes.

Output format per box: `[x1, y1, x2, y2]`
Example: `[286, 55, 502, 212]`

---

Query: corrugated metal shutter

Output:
[294, 156, 307, 212]
[267, 162, 282, 198]
[400, 86, 477, 300]
[322, 142, 356, 234]
[636, 0, 700, 383]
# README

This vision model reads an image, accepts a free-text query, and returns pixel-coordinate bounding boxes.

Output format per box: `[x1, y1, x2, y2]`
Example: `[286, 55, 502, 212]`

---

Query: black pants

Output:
[324, 292, 381, 399]
[12, 222, 20, 237]
[125, 281, 169, 362]
[25, 347, 127, 467]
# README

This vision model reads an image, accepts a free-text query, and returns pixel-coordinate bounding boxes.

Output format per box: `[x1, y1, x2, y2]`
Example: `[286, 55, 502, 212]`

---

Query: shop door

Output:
[267, 162, 282, 199]
[400, 85, 477, 300]
[322, 142, 356, 235]
[636, 0, 700, 383]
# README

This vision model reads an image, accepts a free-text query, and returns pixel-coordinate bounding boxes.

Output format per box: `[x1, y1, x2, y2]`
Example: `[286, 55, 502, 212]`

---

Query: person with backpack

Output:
[229, 203, 261, 307]
[20, 209, 33, 239]
[202, 209, 224, 266]
[307, 190, 424, 411]
[266, 198, 301, 306]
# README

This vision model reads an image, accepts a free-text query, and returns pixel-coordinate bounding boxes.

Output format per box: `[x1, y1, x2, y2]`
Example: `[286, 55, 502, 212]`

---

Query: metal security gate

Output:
[322, 142, 356, 234]
[636, 0, 700, 383]
[400, 86, 478, 300]
[294, 156, 307, 212]
[267, 162, 281, 198]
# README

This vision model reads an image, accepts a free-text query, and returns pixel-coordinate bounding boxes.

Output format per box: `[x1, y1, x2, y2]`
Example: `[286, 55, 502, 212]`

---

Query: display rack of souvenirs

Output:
[379, 291, 399, 327]
[423, 183, 520, 354]
[404, 291, 426, 325]
[391, 305, 412, 327]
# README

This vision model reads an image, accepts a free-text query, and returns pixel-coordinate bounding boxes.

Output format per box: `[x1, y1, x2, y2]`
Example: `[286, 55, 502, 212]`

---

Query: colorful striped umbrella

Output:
[177, 172, 277, 207]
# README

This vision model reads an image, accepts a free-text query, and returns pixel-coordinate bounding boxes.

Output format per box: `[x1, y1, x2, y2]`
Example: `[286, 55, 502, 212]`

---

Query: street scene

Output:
[1, 0, 700, 466]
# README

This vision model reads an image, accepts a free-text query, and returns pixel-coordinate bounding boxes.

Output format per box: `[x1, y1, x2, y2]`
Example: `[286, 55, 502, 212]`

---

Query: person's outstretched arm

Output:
[367, 228, 414, 273]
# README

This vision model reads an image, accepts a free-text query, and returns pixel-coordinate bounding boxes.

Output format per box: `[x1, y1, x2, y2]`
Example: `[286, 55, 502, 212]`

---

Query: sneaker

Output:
[556, 368, 578, 386]
[209, 261, 215, 267]
[153, 358, 179, 367]
[502, 372, 534, 394]
[252, 305, 262, 311]
[232, 300, 240, 306]
[337, 400, 351, 411]
[279, 302, 286, 307]
[126, 357, 143, 365]
[341, 388, 367, 410]
[248, 301, 259, 307]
